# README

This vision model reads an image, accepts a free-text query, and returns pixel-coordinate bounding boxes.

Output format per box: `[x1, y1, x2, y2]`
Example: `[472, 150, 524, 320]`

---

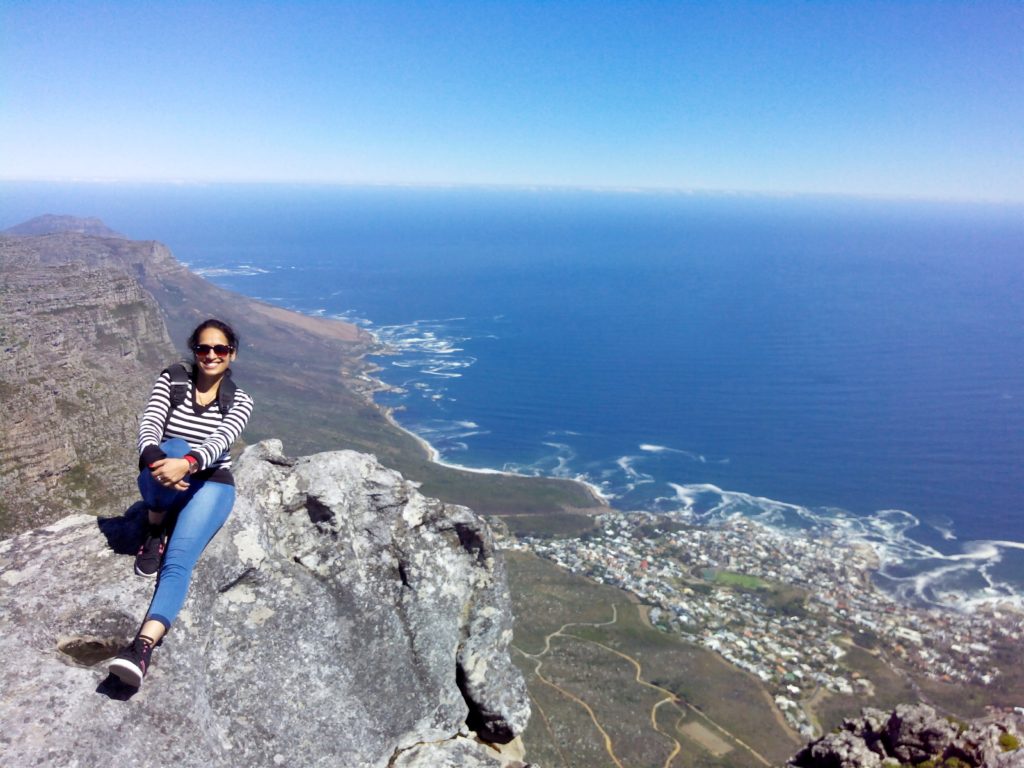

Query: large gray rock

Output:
[789, 703, 1024, 768]
[790, 730, 884, 768]
[0, 441, 530, 767]
[884, 703, 958, 762]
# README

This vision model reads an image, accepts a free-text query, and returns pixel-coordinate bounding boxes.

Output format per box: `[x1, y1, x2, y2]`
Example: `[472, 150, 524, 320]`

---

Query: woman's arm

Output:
[184, 390, 255, 471]
[137, 371, 172, 469]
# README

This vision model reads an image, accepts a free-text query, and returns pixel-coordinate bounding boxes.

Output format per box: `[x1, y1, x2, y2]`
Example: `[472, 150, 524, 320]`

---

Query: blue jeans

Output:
[138, 438, 235, 630]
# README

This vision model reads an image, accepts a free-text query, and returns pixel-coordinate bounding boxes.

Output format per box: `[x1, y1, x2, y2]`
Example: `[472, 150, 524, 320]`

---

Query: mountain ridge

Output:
[3, 213, 126, 238]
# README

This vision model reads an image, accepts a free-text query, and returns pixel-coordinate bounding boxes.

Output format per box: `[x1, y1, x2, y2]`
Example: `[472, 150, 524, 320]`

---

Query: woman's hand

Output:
[149, 457, 191, 490]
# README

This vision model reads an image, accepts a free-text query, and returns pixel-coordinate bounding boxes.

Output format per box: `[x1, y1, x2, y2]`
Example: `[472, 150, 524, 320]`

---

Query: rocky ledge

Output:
[789, 703, 1023, 768]
[0, 441, 531, 768]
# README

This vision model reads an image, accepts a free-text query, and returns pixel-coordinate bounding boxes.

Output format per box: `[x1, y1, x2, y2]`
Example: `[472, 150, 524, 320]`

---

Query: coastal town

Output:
[512, 512, 1024, 738]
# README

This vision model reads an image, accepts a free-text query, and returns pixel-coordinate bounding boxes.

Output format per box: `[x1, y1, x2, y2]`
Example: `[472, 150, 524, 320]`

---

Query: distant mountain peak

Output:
[3, 214, 125, 238]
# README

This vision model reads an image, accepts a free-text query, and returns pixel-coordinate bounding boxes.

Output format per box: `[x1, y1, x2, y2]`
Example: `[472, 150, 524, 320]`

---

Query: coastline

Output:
[167, 240, 1024, 612]
[359, 334, 611, 510]
[380, 401, 611, 506]
[262, 302, 1024, 616]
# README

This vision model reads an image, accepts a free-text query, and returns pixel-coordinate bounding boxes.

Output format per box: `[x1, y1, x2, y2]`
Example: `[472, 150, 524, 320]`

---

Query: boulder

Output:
[789, 730, 884, 768]
[789, 703, 1024, 768]
[884, 704, 958, 762]
[0, 440, 530, 767]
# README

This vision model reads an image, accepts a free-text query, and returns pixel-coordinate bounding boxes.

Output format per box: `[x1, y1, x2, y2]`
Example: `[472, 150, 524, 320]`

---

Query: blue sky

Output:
[2, 1, 1022, 201]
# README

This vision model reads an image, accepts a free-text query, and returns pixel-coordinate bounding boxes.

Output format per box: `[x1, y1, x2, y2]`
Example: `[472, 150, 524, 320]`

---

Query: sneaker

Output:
[109, 636, 154, 688]
[134, 526, 165, 578]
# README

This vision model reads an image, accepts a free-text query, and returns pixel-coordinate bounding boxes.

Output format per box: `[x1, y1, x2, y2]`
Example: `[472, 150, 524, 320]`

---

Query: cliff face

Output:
[0, 242, 176, 534]
[0, 441, 530, 768]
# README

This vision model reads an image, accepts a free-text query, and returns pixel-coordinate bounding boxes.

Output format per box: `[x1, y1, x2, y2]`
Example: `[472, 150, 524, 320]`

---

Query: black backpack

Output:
[163, 362, 237, 419]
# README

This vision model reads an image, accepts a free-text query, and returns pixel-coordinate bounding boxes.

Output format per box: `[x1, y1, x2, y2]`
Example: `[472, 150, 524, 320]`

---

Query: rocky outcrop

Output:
[789, 704, 1023, 767]
[0, 244, 176, 535]
[0, 441, 531, 768]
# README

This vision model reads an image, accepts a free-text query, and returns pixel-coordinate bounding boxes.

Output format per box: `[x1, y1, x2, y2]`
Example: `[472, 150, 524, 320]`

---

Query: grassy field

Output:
[497, 509, 602, 539]
[808, 642, 917, 733]
[709, 571, 769, 590]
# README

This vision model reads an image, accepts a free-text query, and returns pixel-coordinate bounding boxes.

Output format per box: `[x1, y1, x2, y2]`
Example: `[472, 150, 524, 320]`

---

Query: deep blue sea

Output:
[3, 182, 1023, 609]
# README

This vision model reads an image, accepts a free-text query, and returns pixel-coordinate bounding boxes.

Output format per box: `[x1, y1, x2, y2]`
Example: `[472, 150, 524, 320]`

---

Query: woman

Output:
[109, 318, 254, 688]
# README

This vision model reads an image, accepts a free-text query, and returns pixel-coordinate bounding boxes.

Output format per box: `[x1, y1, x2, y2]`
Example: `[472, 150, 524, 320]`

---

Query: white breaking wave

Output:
[615, 456, 656, 492]
[503, 442, 577, 479]
[329, 310, 372, 326]
[927, 516, 958, 542]
[639, 443, 727, 464]
[193, 264, 270, 277]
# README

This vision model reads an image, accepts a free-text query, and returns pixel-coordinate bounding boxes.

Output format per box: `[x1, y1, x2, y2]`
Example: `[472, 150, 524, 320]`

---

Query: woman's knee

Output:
[138, 470, 179, 511]
[160, 438, 192, 459]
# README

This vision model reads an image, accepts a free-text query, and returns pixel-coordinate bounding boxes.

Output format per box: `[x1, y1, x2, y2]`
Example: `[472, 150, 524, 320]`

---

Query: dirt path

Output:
[514, 603, 775, 768]
[515, 605, 626, 768]
[561, 633, 682, 767]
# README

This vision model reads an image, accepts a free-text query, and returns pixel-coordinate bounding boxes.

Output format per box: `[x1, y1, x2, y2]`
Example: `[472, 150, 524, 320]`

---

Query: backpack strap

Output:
[162, 362, 193, 431]
[217, 370, 237, 417]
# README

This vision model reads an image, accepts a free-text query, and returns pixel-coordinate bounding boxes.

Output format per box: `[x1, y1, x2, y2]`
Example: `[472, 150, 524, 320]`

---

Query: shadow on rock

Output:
[96, 674, 140, 701]
[96, 502, 149, 555]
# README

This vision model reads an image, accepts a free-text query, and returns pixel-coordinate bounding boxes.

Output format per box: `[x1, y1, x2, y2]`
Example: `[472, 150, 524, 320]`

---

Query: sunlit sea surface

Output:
[3, 183, 1023, 610]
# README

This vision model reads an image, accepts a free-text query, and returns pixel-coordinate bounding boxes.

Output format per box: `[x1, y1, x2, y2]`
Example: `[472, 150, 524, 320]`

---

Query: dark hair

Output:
[188, 318, 239, 353]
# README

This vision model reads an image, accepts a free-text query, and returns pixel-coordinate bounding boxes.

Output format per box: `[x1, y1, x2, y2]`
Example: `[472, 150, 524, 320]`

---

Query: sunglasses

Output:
[192, 344, 234, 356]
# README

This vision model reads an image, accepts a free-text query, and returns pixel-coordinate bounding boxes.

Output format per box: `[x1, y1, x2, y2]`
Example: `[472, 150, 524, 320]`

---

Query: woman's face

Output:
[193, 327, 236, 380]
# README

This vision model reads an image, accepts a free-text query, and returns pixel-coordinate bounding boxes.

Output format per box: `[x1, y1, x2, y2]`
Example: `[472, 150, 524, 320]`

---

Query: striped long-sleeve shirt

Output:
[137, 370, 254, 484]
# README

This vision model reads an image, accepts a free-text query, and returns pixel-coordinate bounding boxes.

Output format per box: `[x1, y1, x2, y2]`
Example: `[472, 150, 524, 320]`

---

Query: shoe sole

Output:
[109, 659, 145, 688]
[134, 564, 159, 578]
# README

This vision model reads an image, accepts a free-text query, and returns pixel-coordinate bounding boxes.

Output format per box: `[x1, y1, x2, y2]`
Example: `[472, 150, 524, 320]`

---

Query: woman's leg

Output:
[113, 445, 233, 686]
[135, 438, 193, 577]
[144, 479, 236, 634]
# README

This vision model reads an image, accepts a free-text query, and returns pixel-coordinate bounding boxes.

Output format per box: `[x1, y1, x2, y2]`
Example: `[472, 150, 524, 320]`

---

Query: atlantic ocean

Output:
[3, 182, 1023, 609]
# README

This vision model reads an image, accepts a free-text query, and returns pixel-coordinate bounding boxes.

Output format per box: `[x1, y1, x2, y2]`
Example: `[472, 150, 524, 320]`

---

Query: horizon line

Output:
[2, 176, 1023, 207]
